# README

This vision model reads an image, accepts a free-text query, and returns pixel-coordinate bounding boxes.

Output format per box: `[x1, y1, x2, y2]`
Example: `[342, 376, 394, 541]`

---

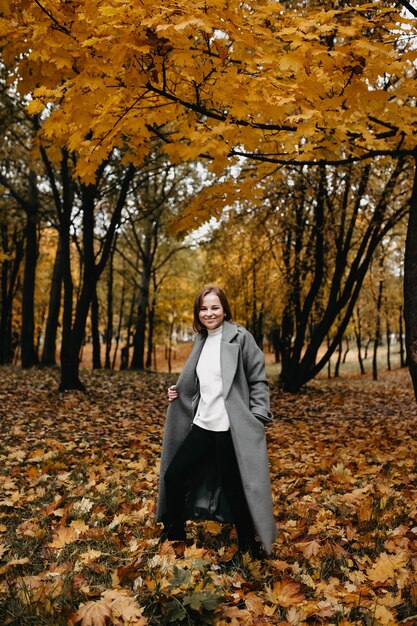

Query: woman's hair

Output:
[193, 286, 233, 333]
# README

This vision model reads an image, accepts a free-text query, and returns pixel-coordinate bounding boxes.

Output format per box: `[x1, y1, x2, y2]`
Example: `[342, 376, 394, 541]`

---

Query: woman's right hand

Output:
[167, 385, 179, 402]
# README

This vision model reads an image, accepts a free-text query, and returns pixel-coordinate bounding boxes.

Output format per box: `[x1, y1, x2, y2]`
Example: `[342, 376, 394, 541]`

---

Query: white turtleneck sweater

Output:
[193, 324, 230, 432]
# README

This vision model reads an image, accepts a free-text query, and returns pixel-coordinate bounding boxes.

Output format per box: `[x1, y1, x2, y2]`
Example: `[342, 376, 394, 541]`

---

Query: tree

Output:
[200, 199, 282, 346]
[201, 159, 409, 389]
[275, 160, 410, 390]
[40, 235, 62, 366]
[3, 0, 417, 393]
[0, 74, 45, 367]
[114, 155, 198, 370]
[0, 202, 24, 364]
[38, 145, 135, 389]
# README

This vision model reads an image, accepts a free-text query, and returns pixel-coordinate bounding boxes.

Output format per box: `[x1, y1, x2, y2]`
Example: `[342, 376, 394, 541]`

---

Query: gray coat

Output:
[156, 320, 277, 554]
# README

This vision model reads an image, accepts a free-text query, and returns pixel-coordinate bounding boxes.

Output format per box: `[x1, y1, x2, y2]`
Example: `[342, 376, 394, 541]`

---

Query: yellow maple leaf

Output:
[264, 578, 305, 608]
[183, 544, 210, 560]
[102, 589, 148, 625]
[367, 552, 408, 584]
[75, 598, 112, 626]
[48, 526, 78, 549]
[26, 99, 45, 115]
[374, 603, 396, 625]
[78, 549, 102, 566]
[71, 519, 89, 534]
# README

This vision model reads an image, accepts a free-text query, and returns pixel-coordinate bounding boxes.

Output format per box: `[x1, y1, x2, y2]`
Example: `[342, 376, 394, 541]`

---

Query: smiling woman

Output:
[157, 286, 277, 558]
[196, 289, 230, 332]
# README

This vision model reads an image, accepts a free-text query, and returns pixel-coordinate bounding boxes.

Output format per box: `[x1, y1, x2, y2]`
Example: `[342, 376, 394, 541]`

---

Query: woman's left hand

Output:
[167, 385, 179, 402]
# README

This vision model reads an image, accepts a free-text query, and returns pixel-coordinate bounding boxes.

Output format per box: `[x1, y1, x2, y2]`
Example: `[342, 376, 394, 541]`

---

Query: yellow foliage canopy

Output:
[1, 0, 415, 184]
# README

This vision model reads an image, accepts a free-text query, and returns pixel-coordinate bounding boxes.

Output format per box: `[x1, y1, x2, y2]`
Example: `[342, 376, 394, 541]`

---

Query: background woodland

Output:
[1, 0, 416, 393]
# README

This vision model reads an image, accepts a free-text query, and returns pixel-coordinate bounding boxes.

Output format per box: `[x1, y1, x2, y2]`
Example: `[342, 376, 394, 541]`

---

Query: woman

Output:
[156, 286, 277, 557]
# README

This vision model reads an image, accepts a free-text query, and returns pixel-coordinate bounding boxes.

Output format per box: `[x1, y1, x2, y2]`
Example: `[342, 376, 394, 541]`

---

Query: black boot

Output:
[238, 535, 264, 559]
[161, 521, 186, 542]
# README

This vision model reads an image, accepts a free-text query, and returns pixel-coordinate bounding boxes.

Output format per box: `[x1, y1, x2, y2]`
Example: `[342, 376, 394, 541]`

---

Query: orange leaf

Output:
[264, 579, 305, 608]
[367, 552, 408, 584]
[374, 604, 396, 625]
[296, 539, 321, 559]
[48, 527, 78, 549]
[244, 592, 264, 615]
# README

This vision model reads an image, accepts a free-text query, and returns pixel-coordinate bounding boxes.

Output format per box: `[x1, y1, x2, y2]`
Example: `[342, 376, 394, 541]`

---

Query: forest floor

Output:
[0, 366, 417, 625]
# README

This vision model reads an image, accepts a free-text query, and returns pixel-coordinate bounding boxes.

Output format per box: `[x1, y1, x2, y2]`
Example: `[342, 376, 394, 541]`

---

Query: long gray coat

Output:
[156, 320, 277, 554]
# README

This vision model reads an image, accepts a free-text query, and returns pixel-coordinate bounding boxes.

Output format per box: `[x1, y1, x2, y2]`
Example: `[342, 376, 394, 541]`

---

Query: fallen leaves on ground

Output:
[1, 366, 417, 624]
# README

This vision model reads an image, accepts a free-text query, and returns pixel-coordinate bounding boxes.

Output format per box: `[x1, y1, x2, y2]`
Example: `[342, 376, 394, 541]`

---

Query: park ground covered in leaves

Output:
[1, 366, 417, 626]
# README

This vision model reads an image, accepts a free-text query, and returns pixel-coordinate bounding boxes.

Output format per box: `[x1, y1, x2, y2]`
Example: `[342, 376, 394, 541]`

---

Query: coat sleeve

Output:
[240, 328, 273, 424]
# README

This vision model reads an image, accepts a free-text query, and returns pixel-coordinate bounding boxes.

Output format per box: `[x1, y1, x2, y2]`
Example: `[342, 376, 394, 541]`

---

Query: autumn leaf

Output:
[264, 579, 305, 608]
[295, 539, 321, 559]
[0, 557, 30, 576]
[102, 589, 148, 625]
[48, 527, 78, 549]
[367, 552, 409, 584]
[72, 497, 94, 516]
[75, 598, 112, 626]
[1, 0, 413, 190]
[244, 592, 264, 615]
[0, 542, 10, 558]
[373, 603, 396, 625]
[1, 367, 417, 624]
[78, 550, 103, 566]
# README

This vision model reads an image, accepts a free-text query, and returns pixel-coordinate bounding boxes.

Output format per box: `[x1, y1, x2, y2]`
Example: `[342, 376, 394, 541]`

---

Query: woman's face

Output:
[199, 293, 225, 331]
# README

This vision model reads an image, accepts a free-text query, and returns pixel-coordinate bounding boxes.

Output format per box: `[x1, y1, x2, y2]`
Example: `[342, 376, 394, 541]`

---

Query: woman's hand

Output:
[167, 385, 179, 402]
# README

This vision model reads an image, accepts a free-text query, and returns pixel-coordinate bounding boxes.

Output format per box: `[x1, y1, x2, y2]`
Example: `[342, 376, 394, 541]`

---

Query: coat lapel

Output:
[221, 321, 239, 399]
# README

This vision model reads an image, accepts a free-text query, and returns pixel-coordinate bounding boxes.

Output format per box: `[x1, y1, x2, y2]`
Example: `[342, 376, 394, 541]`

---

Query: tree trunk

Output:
[59, 164, 135, 390]
[404, 156, 417, 399]
[251, 261, 264, 346]
[130, 261, 152, 370]
[120, 292, 136, 370]
[342, 336, 350, 364]
[386, 316, 391, 371]
[399, 305, 406, 368]
[60, 282, 91, 391]
[146, 293, 156, 369]
[112, 264, 126, 370]
[272, 326, 281, 363]
[21, 170, 39, 368]
[0, 225, 24, 364]
[372, 257, 384, 381]
[278, 160, 406, 392]
[327, 333, 331, 379]
[91, 287, 102, 369]
[353, 308, 365, 375]
[41, 237, 62, 366]
[59, 187, 97, 388]
[105, 242, 115, 369]
[59, 217, 81, 389]
[167, 319, 175, 374]
[334, 334, 343, 378]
